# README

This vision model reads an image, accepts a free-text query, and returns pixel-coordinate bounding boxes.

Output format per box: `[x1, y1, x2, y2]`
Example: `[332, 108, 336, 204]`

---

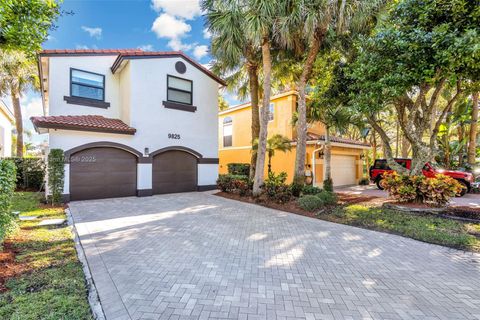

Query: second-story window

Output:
[223, 117, 233, 147]
[70, 69, 105, 101]
[167, 75, 193, 105]
[268, 103, 274, 121]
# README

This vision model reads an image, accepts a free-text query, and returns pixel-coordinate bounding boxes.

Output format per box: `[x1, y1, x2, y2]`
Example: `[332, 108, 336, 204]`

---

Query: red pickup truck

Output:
[369, 158, 474, 196]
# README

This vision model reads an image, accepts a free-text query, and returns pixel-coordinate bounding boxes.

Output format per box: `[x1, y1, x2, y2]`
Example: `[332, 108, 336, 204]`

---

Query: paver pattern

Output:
[69, 192, 480, 320]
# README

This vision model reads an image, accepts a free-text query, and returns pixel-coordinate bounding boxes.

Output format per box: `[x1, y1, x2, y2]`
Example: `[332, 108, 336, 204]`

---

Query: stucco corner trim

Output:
[197, 185, 217, 191]
[198, 158, 219, 164]
[62, 194, 71, 203]
[64, 142, 145, 161]
[149, 146, 203, 159]
[137, 189, 153, 197]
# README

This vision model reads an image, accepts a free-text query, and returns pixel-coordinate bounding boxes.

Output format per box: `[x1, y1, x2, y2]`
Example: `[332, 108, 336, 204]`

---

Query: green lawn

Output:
[320, 204, 480, 252]
[0, 192, 93, 320]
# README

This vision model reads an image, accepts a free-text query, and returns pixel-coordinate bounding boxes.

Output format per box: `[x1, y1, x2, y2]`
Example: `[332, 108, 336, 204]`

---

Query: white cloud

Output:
[138, 44, 154, 51]
[22, 97, 43, 120]
[203, 28, 211, 39]
[75, 44, 98, 50]
[152, 13, 191, 39]
[81, 26, 102, 39]
[167, 39, 193, 51]
[151, 0, 201, 20]
[193, 45, 208, 60]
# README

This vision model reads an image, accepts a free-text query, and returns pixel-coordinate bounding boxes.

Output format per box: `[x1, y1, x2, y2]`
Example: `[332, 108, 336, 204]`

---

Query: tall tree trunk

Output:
[401, 135, 410, 158]
[372, 132, 377, 162]
[11, 89, 23, 158]
[252, 37, 272, 196]
[458, 126, 465, 167]
[324, 126, 332, 182]
[248, 64, 260, 180]
[468, 92, 479, 166]
[293, 34, 322, 185]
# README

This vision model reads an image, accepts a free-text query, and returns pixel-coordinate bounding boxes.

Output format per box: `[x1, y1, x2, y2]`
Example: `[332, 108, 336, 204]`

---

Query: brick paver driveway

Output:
[69, 192, 480, 320]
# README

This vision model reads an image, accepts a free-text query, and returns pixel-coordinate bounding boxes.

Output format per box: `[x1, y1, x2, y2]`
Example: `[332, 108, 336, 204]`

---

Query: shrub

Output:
[47, 149, 65, 204]
[381, 172, 462, 206]
[217, 174, 249, 193]
[0, 159, 17, 245]
[316, 190, 337, 206]
[289, 182, 303, 197]
[262, 172, 292, 203]
[227, 163, 250, 176]
[323, 178, 333, 192]
[298, 195, 324, 211]
[301, 185, 322, 195]
[3, 157, 45, 191]
[358, 177, 370, 185]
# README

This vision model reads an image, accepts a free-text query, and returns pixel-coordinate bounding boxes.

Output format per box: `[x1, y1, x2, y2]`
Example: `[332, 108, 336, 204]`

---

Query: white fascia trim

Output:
[219, 146, 252, 151]
[303, 140, 371, 150]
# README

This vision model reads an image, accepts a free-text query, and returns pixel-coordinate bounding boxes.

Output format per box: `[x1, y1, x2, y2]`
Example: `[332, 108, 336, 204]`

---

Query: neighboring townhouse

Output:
[0, 100, 14, 157]
[32, 49, 224, 201]
[218, 91, 370, 186]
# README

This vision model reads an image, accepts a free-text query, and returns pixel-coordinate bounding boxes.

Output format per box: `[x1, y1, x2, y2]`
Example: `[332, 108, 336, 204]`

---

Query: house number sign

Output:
[168, 133, 181, 139]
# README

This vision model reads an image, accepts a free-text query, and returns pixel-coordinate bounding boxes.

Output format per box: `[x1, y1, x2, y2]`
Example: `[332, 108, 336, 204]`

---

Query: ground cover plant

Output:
[0, 192, 92, 319]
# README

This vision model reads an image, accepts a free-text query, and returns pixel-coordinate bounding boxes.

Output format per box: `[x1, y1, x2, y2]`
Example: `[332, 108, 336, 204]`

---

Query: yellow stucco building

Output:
[218, 91, 370, 186]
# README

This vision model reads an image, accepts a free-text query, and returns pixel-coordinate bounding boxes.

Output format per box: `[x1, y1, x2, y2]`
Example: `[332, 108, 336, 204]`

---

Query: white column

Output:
[137, 163, 152, 191]
[198, 164, 219, 187]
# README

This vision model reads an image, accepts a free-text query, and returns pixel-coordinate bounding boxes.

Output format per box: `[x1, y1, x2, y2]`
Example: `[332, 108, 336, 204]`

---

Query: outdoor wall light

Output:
[318, 150, 324, 159]
[144, 147, 149, 156]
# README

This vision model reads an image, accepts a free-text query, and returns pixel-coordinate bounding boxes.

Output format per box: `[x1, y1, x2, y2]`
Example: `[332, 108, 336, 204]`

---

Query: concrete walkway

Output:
[69, 192, 480, 320]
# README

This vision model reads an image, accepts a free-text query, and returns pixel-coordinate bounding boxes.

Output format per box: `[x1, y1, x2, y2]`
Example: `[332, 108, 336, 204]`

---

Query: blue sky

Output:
[7, 0, 238, 145]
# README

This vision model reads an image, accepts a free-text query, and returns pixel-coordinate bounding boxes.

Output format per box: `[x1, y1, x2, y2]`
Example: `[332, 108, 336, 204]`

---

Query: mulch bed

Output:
[215, 192, 318, 218]
[0, 240, 28, 293]
[445, 207, 480, 221]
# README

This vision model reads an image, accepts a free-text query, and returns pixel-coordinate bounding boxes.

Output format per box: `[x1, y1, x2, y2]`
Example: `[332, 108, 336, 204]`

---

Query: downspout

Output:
[311, 141, 324, 187]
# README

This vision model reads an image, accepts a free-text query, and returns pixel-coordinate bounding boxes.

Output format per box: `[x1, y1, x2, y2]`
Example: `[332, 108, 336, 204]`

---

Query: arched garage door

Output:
[70, 147, 137, 201]
[152, 150, 197, 194]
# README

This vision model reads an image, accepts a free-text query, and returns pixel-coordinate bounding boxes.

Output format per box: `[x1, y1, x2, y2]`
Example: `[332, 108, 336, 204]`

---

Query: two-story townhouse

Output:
[31, 49, 225, 201]
[0, 100, 14, 157]
[218, 91, 370, 187]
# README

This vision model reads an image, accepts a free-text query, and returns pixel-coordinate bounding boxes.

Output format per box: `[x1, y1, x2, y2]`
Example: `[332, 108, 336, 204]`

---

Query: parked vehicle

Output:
[369, 158, 474, 196]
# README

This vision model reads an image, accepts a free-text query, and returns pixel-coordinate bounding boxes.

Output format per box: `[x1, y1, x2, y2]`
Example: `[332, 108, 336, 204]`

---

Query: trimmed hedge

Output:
[227, 163, 250, 176]
[301, 185, 322, 195]
[48, 149, 65, 204]
[217, 174, 250, 193]
[298, 195, 323, 211]
[0, 159, 17, 245]
[3, 157, 45, 191]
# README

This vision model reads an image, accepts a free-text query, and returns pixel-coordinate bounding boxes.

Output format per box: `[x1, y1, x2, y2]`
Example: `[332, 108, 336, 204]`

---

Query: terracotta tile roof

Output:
[41, 49, 143, 55]
[111, 51, 226, 86]
[31, 115, 136, 135]
[307, 132, 370, 147]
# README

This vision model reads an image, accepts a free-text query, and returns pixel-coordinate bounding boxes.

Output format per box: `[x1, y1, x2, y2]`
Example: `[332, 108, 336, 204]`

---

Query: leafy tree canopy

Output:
[351, 0, 480, 112]
[0, 0, 62, 54]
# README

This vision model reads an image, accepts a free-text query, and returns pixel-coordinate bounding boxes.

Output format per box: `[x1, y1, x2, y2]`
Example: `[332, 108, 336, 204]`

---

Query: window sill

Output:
[64, 96, 110, 109]
[163, 101, 197, 113]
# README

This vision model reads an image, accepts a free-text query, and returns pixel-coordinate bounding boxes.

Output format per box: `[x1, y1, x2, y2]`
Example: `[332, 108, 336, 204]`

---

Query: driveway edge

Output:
[66, 208, 106, 320]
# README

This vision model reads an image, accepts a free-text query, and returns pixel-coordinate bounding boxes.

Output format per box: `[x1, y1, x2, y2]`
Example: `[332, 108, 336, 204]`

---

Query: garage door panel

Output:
[152, 150, 197, 194]
[70, 147, 137, 201]
[329, 155, 357, 187]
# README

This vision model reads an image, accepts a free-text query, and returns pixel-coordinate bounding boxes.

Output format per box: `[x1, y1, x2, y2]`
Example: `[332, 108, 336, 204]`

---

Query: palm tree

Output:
[203, 0, 262, 180]
[277, 0, 385, 185]
[0, 49, 38, 157]
[252, 134, 292, 174]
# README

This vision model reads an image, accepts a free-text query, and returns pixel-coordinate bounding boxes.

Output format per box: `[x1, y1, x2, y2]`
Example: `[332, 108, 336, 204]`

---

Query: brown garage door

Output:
[70, 147, 137, 201]
[152, 150, 197, 194]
